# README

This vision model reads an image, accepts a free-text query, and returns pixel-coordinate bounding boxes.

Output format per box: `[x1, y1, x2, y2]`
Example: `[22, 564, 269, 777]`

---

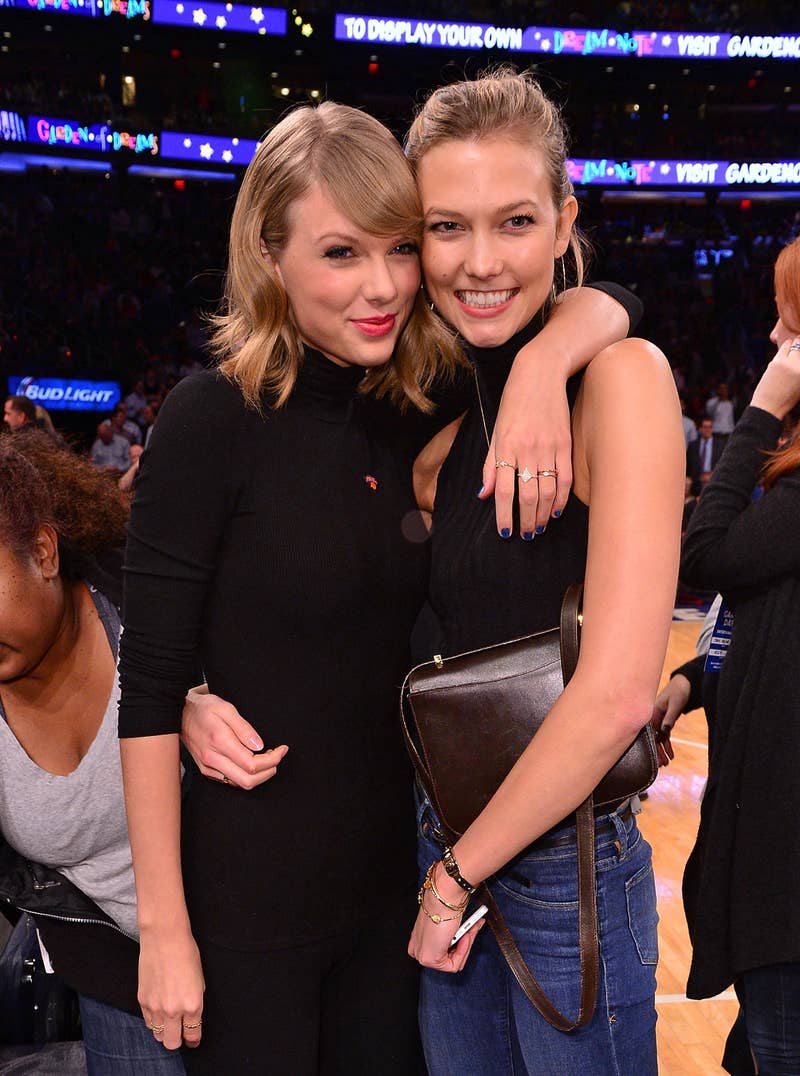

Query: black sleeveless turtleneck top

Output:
[429, 318, 589, 657]
[119, 349, 430, 949]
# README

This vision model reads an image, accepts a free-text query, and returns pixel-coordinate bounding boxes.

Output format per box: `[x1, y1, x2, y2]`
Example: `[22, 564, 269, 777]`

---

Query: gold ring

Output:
[495, 459, 514, 469]
[150, 1024, 165, 1034]
[536, 469, 558, 479]
[518, 467, 534, 484]
[790, 342, 800, 352]
[183, 1021, 202, 1030]
[221, 775, 231, 784]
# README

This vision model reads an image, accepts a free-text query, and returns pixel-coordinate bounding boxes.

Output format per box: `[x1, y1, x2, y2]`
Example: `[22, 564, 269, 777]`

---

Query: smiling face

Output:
[417, 137, 577, 348]
[265, 183, 421, 370]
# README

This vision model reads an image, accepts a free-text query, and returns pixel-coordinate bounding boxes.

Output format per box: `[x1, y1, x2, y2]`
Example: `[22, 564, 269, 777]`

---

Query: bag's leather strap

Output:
[477, 582, 599, 1029]
[402, 582, 601, 1030]
[476, 794, 598, 1031]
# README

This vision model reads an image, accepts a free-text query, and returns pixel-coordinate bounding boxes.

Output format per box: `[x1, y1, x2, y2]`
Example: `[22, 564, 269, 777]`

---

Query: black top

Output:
[680, 406, 800, 997]
[118, 281, 640, 949]
[429, 317, 589, 657]
[119, 351, 431, 948]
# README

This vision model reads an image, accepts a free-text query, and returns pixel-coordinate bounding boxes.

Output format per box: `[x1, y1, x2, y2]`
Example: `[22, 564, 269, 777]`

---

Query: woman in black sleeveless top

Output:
[405, 72, 684, 1076]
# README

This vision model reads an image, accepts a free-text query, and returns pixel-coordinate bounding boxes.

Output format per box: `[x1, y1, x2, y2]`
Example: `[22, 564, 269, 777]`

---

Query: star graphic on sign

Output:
[222, 149, 233, 162]
[183, 137, 192, 148]
[175, 2, 183, 9]
[215, 14, 226, 27]
[250, 6, 263, 23]
[541, 39, 550, 50]
[660, 163, 672, 175]
[662, 35, 672, 46]
[192, 6, 206, 24]
[258, 26, 265, 34]
[199, 142, 214, 159]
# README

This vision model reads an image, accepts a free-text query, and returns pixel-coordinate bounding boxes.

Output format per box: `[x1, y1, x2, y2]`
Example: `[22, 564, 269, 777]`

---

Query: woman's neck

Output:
[467, 316, 542, 408]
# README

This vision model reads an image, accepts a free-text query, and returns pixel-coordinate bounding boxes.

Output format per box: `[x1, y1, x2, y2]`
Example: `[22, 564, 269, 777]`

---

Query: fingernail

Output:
[535, 525, 545, 535]
[248, 736, 264, 751]
[500, 527, 511, 539]
[552, 510, 562, 518]
[522, 531, 534, 542]
[477, 485, 484, 497]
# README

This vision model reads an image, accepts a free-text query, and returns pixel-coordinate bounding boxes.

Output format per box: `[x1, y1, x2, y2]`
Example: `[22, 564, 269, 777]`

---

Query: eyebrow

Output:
[315, 233, 360, 244]
[425, 200, 540, 219]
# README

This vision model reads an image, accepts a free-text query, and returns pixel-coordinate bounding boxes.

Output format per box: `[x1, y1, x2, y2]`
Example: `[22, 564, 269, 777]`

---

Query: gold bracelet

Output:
[418, 888, 462, 925]
[418, 863, 468, 914]
[429, 863, 469, 913]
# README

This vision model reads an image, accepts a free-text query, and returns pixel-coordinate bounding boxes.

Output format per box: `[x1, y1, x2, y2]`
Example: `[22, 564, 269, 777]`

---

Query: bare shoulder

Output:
[583, 337, 672, 394]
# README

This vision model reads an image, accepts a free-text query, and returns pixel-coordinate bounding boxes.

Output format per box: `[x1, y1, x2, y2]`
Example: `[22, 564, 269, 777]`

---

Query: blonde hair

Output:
[405, 68, 589, 293]
[211, 101, 463, 412]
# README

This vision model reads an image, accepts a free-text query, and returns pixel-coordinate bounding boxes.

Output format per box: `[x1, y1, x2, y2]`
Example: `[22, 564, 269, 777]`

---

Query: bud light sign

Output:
[9, 376, 121, 411]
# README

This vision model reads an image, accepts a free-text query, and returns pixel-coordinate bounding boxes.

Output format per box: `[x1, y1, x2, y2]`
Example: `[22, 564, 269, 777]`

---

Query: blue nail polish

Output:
[522, 531, 534, 542]
[477, 485, 485, 497]
[536, 525, 545, 535]
[500, 527, 511, 539]
[553, 510, 562, 518]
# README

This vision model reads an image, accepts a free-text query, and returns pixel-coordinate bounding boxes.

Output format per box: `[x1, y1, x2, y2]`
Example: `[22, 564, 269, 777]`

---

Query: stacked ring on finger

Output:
[536, 469, 559, 479]
[790, 341, 800, 352]
[150, 1024, 165, 1034]
[183, 1021, 202, 1030]
[518, 467, 535, 484]
[495, 459, 515, 469]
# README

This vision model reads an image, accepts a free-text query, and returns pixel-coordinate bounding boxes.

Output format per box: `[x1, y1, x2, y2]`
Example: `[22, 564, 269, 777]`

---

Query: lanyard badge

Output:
[704, 600, 734, 673]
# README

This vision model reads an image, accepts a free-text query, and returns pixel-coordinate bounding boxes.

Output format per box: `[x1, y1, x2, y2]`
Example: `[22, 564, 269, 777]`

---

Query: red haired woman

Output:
[680, 235, 800, 1073]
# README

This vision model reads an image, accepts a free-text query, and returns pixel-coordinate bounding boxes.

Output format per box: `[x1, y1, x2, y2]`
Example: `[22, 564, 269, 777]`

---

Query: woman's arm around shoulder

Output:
[485, 284, 642, 537]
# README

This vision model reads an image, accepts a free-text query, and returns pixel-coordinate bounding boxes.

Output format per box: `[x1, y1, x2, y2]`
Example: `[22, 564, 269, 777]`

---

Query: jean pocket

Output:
[625, 861, 659, 965]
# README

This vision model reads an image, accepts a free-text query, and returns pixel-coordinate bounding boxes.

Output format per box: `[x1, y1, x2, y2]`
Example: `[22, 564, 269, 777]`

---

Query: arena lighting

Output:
[127, 163, 236, 180]
[10, 0, 151, 21]
[4, 153, 111, 172]
[159, 131, 258, 164]
[8, 377, 121, 412]
[28, 116, 159, 155]
[152, 2, 286, 36]
[334, 15, 800, 60]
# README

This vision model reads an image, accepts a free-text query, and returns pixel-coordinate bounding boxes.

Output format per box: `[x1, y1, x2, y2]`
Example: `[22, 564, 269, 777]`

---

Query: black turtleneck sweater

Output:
[119, 352, 431, 948]
[429, 319, 590, 657]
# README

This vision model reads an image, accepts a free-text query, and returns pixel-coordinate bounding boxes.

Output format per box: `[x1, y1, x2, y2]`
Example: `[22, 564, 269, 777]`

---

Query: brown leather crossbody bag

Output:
[400, 583, 658, 1030]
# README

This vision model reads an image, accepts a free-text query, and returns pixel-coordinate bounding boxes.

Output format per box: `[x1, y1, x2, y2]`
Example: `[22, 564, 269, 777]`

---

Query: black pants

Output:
[181, 915, 423, 1076]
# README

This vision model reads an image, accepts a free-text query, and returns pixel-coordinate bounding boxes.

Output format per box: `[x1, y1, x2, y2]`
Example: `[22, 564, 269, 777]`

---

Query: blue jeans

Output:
[738, 963, 800, 1074]
[79, 995, 186, 1076]
[416, 795, 659, 1076]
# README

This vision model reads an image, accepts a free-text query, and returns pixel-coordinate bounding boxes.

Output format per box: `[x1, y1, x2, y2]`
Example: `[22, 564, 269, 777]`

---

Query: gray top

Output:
[0, 587, 138, 939]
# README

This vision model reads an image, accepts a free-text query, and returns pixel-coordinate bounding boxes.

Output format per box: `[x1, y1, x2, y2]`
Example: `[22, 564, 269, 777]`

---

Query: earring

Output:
[554, 255, 567, 298]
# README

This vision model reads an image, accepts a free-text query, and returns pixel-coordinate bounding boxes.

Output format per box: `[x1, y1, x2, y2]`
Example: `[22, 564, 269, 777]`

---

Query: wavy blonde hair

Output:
[405, 68, 589, 295]
[211, 101, 463, 412]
